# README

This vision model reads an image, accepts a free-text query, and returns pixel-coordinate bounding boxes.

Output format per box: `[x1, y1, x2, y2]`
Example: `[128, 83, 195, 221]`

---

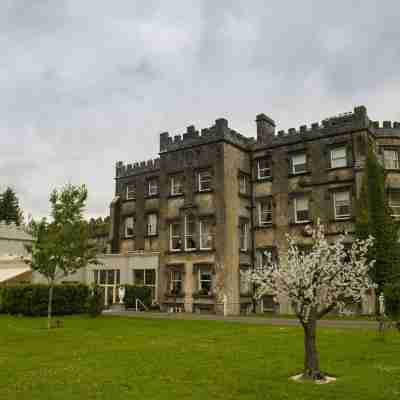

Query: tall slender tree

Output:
[0, 187, 23, 225]
[355, 146, 400, 292]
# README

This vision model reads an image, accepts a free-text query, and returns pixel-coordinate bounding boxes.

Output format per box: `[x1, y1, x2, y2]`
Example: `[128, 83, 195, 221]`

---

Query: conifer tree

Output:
[355, 146, 400, 292]
[0, 187, 23, 225]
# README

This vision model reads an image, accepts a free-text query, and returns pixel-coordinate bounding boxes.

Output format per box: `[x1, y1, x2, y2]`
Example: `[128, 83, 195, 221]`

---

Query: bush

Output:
[123, 285, 152, 308]
[86, 285, 104, 317]
[384, 283, 400, 321]
[0, 284, 89, 316]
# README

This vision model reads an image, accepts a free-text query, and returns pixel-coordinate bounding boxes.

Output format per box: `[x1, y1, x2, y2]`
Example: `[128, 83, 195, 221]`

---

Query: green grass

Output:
[0, 315, 399, 400]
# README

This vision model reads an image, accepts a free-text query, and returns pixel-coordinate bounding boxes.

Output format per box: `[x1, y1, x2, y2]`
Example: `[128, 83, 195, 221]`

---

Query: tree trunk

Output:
[47, 283, 54, 329]
[303, 319, 324, 380]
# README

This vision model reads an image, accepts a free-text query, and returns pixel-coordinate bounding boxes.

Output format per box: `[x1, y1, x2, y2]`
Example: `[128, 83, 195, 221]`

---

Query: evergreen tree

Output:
[0, 187, 23, 225]
[355, 146, 400, 292]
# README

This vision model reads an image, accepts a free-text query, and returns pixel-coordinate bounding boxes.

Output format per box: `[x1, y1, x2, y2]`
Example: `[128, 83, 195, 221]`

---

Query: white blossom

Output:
[245, 220, 375, 322]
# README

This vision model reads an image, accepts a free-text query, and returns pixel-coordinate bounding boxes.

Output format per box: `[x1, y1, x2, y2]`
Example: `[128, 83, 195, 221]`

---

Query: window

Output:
[258, 198, 273, 225]
[93, 269, 120, 285]
[169, 270, 183, 295]
[126, 183, 136, 200]
[147, 213, 158, 236]
[148, 179, 159, 196]
[384, 149, 399, 170]
[169, 222, 181, 251]
[170, 175, 183, 195]
[256, 248, 278, 269]
[198, 170, 212, 192]
[239, 220, 249, 251]
[291, 153, 307, 174]
[294, 197, 309, 223]
[333, 191, 351, 220]
[257, 158, 271, 179]
[239, 174, 248, 194]
[125, 217, 135, 237]
[389, 192, 400, 218]
[331, 147, 347, 168]
[199, 220, 213, 250]
[240, 267, 251, 295]
[184, 215, 197, 250]
[133, 269, 156, 299]
[198, 269, 212, 294]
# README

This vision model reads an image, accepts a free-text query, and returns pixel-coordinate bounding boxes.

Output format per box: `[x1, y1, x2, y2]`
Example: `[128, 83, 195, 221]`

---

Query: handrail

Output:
[135, 298, 148, 312]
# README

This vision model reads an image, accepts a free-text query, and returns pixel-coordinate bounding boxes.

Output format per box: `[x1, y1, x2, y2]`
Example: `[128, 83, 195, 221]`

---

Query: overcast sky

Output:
[1, 0, 399, 220]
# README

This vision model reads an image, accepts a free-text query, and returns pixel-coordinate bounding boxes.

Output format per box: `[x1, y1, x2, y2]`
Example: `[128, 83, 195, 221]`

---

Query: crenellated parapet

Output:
[254, 106, 371, 149]
[160, 118, 253, 152]
[371, 120, 400, 138]
[116, 158, 160, 178]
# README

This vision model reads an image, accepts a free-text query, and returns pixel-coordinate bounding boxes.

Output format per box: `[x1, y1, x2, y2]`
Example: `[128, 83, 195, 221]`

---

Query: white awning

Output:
[0, 267, 31, 283]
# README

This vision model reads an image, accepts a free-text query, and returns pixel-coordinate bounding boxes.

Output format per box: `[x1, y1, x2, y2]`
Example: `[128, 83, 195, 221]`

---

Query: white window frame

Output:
[170, 175, 183, 196]
[257, 158, 271, 179]
[258, 199, 273, 225]
[294, 197, 310, 223]
[239, 221, 249, 251]
[389, 191, 400, 218]
[239, 174, 248, 194]
[291, 153, 307, 174]
[198, 269, 212, 293]
[199, 220, 213, 250]
[147, 213, 158, 236]
[169, 270, 183, 294]
[384, 149, 399, 170]
[239, 267, 251, 295]
[333, 191, 351, 220]
[330, 147, 347, 169]
[126, 183, 136, 200]
[184, 215, 197, 251]
[198, 170, 212, 192]
[148, 179, 158, 196]
[169, 222, 181, 252]
[125, 216, 135, 238]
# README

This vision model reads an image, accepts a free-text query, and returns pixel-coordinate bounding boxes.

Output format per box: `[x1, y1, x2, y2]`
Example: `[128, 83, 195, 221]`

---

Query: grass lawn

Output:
[0, 315, 399, 400]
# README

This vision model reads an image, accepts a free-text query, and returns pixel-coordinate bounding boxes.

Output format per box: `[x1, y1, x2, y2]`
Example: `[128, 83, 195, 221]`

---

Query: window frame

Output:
[258, 198, 273, 226]
[170, 175, 183, 196]
[239, 174, 248, 194]
[199, 219, 213, 250]
[294, 197, 310, 223]
[148, 179, 159, 196]
[291, 153, 307, 175]
[169, 221, 181, 252]
[184, 215, 197, 251]
[126, 183, 136, 200]
[198, 170, 212, 192]
[383, 149, 400, 170]
[147, 213, 158, 236]
[198, 269, 212, 293]
[125, 216, 135, 238]
[333, 191, 351, 220]
[330, 146, 347, 169]
[239, 220, 249, 251]
[389, 191, 400, 218]
[169, 270, 183, 295]
[257, 158, 271, 179]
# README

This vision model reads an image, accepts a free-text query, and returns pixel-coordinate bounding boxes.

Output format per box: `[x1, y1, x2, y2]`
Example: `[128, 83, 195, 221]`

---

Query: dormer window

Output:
[126, 183, 136, 200]
[291, 153, 307, 174]
[257, 158, 271, 179]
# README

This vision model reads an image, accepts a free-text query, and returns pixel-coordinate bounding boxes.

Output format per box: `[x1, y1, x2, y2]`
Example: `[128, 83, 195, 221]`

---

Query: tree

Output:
[247, 221, 375, 381]
[0, 187, 23, 225]
[25, 184, 100, 329]
[355, 147, 400, 293]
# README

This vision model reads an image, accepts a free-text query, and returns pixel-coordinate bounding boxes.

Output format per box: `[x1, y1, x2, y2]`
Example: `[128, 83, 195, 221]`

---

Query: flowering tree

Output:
[247, 221, 375, 380]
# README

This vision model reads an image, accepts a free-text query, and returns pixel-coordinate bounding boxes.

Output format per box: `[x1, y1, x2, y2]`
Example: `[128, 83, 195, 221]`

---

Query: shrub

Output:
[123, 285, 152, 308]
[1, 284, 89, 316]
[384, 283, 400, 321]
[86, 284, 104, 317]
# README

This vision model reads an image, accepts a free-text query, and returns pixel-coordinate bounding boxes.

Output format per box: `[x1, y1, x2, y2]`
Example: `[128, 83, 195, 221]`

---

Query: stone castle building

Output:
[103, 106, 400, 315]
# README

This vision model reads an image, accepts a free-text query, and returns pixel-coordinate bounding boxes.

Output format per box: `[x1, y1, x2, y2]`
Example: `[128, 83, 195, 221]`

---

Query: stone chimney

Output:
[256, 114, 275, 143]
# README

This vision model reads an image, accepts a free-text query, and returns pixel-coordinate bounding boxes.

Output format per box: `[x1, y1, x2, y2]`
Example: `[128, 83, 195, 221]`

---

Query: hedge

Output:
[0, 284, 89, 316]
[123, 285, 152, 308]
[384, 283, 400, 321]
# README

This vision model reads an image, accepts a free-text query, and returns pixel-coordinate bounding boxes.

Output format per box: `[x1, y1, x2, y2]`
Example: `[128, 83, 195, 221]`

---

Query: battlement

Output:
[160, 118, 252, 152]
[254, 106, 370, 147]
[116, 158, 160, 178]
[371, 120, 400, 129]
